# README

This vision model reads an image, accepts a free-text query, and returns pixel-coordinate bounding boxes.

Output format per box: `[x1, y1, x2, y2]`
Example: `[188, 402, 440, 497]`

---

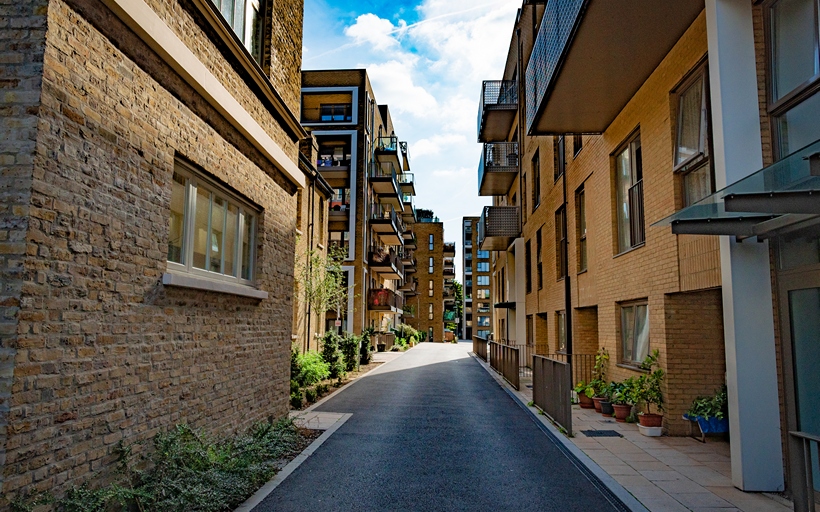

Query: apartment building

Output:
[406, 210, 456, 342]
[1, 0, 307, 499]
[479, 0, 819, 505]
[300, 70, 417, 337]
[462, 217, 493, 340]
[292, 137, 333, 352]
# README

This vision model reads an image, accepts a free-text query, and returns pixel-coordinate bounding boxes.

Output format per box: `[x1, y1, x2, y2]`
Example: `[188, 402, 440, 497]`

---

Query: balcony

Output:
[368, 246, 404, 280]
[444, 257, 455, 271]
[398, 276, 417, 293]
[301, 103, 353, 124]
[370, 162, 403, 210]
[478, 206, 521, 251]
[479, 142, 518, 196]
[399, 172, 416, 196]
[400, 250, 416, 273]
[403, 231, 417, 250]
[368, 288, 403, 313]
[525, 0, 703, 135]
[477, 80, 518, 143]
[443, 242, 456, 257]
[371, 205, 405, 246]
[443, 268, 456, 278]
[443, 310, 458, 322]
[316, 157, 351, 188]
[375, 135, 402, 173]
[402, 193, 417, 224]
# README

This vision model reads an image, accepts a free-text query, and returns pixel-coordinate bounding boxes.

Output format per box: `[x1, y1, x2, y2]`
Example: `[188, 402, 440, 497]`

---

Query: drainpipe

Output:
[562, 136, 573, 378]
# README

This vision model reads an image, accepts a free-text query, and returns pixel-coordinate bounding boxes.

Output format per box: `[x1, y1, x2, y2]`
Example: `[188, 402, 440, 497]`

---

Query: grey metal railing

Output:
[533, 355, 573, 434]
[473, 335, 488, 361]
[489, 341, 520, 390]
[790, 431, 820, 512]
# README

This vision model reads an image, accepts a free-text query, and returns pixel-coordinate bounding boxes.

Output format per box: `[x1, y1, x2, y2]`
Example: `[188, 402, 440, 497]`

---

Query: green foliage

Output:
[611, 378, 640, 405]
[290, 345, 301, 382]
[290, 390, 303, 409]
[12, 420, 300, 512]
[295, 350, 330, 387]
[290, 379, 300, 395]
[635, 349, 665, 414]
[686, 385, 728, 420]
[316, 383, 329, 396]
[527, 400, 535, 407]
[320, 331, 346, 380]
[305, 387, 318, 404]
[417, 331, 428, 343]
[360, 327, 375, 365]
[339, 333, 361, 372]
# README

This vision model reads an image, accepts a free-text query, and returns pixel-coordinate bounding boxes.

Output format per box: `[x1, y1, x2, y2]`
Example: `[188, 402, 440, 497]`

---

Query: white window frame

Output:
[166, 160, 259, 288]
[620, 301, 650, 366]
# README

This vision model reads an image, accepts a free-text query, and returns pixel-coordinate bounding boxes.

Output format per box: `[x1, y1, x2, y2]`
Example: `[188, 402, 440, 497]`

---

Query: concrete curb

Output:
[234, 413, 353, 512]
[469, 352, 649, 512]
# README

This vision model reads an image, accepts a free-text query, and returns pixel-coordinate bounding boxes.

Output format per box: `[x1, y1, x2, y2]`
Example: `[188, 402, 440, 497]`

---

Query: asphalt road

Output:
[253, 342, 625, 512]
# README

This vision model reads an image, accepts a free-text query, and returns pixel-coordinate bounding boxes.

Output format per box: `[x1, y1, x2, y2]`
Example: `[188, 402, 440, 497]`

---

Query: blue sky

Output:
[302, 0, 520, 276]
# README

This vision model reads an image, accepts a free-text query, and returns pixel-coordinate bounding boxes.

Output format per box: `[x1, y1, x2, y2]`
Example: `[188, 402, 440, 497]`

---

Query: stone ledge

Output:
[162, 272, 268, 299]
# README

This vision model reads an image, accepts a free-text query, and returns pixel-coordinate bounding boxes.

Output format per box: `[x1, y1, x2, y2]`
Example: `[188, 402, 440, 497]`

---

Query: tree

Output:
[452, 280, 464, 338]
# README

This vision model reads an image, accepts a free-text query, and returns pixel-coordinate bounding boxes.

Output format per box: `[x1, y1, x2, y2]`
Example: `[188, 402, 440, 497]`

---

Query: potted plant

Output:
[636, 350, 665, 431]
[574, 381, 595, 409]
[684, 385, 729, 442]
[589, 348, 610, 412]
[610, 378, 636, 423]
[599, 381, 616, 416]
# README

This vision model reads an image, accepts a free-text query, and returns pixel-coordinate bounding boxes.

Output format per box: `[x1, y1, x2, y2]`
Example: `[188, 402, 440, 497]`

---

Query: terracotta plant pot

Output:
[600, 400, 614, 416]
[578, 392, 595, 409]
[591, 396, 606, 413]
[638, 413, 663, 428]
[612, 403, 632, 422]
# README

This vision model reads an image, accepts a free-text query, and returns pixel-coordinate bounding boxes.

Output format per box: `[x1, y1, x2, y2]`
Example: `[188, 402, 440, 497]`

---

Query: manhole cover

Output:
[581, 430, 622, 438]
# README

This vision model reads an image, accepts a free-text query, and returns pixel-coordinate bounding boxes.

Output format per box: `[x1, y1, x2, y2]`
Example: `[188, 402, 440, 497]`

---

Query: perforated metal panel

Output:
[525, 0, 586, 132]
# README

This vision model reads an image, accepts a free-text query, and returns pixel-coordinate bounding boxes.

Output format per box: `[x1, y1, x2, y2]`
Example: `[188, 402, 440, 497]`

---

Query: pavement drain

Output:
[581, 430, 623, 438]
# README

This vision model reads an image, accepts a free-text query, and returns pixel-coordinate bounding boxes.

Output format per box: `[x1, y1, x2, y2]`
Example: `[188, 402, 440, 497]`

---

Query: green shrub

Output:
[360, 328, 374, 365]
[290, 390, 303, 409]
[295, 350, 330, 387]
[290, 379, 300, 395]
[290, 345, 301, 382]
[339, 333, 361, 372]
[320, 331, 346, 379]
[316, 383, 329, 396]
[305, 387, 318, 404]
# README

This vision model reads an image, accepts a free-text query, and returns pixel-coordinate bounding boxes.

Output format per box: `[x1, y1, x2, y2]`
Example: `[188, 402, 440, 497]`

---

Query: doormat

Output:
[581, 430, 622, 438]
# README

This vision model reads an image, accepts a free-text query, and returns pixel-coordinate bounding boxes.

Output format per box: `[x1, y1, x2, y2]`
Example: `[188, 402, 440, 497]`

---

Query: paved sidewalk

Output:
[486, 364, 792, 512]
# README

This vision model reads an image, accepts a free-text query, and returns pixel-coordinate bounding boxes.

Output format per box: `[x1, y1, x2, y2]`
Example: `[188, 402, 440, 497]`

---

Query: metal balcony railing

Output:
[479, 142, 519, 196]
[443, 268, 456, 277]
[525, 0, 585, 133]
[478, 80, 518, 142]
[371, 204, 405, 232]
[368, 246, 404, 276]
[443, 242, 456, 254]
[376, 135, 398, 152]
[477, 206, 521, 251]
[367, 288, 403, 311]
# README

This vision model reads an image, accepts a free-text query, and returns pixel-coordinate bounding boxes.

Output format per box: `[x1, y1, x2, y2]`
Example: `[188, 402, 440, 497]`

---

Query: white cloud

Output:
[411, 133, 467, 158]
[366, 59, 438, 118]
[344, 13, 406, 52]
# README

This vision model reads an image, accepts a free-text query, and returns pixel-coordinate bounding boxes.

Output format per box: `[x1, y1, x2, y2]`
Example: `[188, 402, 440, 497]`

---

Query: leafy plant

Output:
[360, 327, 375, 365]
[339, 333, 361, 372]
[290, 345, 302, 382]
[295, 350, 330, 387]
[305, 387, 318, 404]
[635, 349, 665, 414]
[320, 331, 346, 380]
[290, 390, 303, 409]
[686, 385, 728, 420]
[316, 383, 329, 396]
[611, 377, 639, 405]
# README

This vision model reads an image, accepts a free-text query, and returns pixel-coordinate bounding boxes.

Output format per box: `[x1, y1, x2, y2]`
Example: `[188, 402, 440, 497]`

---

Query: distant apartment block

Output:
[462, 217, 492, 340]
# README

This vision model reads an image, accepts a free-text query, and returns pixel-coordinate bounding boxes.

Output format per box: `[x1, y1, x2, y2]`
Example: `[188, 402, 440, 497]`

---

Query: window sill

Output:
[613, 243, 645, 259]
[577, 269, 588, 275]
[616, 363, 649, 373]
[162, 272, 268, 299]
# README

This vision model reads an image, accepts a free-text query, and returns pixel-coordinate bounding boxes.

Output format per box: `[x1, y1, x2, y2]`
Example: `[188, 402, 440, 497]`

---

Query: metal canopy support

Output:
[724, 191, 820, 215]
[670, 216, 777, 236]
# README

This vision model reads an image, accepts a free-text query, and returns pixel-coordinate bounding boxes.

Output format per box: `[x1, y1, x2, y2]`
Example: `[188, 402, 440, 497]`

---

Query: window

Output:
[428, 280, 433, 297]
[554, 136, 565, 181]
[477, 262, 489, 272]
[621, 301, 649, 365]
[531, 150, 540, 211]
[556, 207, 567, 278]
[525, 239, 532, 294]
[573, 134, 583, 157]
[428, 303, 434, 320]
[330, 230, 349, 253]
[477, 302, 491, 313]
[428, 256, 434, 274]
[212, 0, 263, 63]
[478, 316, 490, 327]
[557, 311, 566, 353]
[674, 65, 714, 206]
[429, 234, 434, 250]
[615, 133, 644, 252]
[477, 276, 490, 286]
[577, 187, 587, 272]
[536, 228, 543, 289]
[522, 172, 527, 222]
[768, 0, 820, 156]
[476, 289, 490, 299]
[168, 163, 258, 284]
[477, 250, 489, 259]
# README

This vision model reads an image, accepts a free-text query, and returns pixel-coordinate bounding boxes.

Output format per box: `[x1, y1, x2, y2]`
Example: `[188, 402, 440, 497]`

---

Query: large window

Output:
[554, 136, 565, 181]
[477, 250, 490, 259]
[536, 228, 543, 289]
[212, 0, 263, 63]
[478, 316, 490, 327]
[577, 187, 587, 272]
[168, 162, 257, 284]
[477, 276, 490, 286]
[428, 256, 434, 274]
[615, 133, 644, 252]
[532, 150, 541, 211]
[477, 262, 489, 272]
[621, 301, 650, 365]
[429, 234, 434, 250]
[573, 134, 583, 157]
[557, 311, 566, 353]
[556, 207, 567, 278]
[476, 289, 490, 299]
[768, 0, 820, 156]
[674, 65, 713, 206]
[428, 303, 434, 320]
[330, 230, 349, 253]
[428, 280, 434, 297]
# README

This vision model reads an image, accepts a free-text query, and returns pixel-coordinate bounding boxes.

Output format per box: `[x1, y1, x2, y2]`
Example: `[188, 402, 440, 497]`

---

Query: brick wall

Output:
[408, 222, 445, 342]
[0, 0, 49, 496]
[1, 0, 302, 500]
